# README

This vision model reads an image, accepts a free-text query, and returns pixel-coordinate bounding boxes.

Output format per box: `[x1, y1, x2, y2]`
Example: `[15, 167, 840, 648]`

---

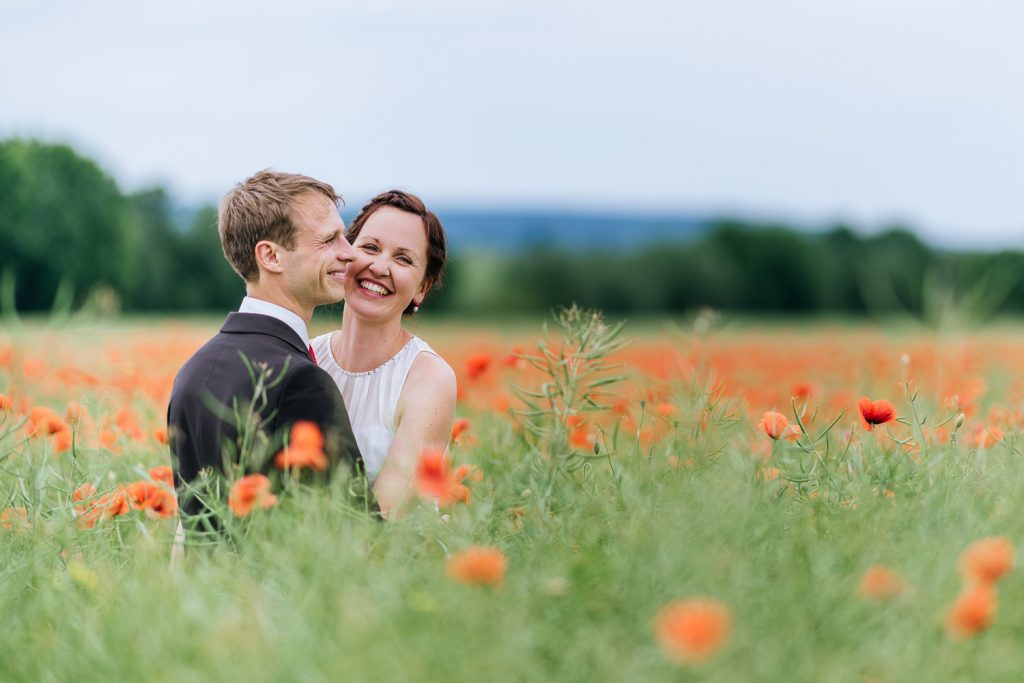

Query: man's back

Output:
[168, 312, 361, 518]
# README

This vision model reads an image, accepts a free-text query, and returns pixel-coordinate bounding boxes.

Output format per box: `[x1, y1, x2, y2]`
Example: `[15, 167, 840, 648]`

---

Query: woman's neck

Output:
[332, 309, 412, 373]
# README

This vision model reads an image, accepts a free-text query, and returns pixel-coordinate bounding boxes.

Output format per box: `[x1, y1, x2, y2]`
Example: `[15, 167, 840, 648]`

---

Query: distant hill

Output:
[174, 204, 711, 252]
[342, 208, 711, 251]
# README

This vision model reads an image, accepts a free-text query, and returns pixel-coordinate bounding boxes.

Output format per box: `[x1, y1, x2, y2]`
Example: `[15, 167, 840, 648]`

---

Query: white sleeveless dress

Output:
[310, 332, 442, 483]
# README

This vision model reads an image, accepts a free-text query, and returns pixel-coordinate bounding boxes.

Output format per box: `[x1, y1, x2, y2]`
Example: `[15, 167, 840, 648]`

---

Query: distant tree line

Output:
[1, 138, 1021, 320]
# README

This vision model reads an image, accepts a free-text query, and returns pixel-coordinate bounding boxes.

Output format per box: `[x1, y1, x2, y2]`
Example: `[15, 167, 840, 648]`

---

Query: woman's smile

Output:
[358, 278, 394, 297]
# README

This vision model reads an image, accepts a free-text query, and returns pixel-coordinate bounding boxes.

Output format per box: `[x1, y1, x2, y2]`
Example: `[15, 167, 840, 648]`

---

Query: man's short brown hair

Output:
[219, 170, 342, 282]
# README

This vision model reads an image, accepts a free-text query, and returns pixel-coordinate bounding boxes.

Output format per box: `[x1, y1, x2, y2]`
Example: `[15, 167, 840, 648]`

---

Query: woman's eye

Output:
[397, 256, 412, 265]
[360, 243, 378, 252]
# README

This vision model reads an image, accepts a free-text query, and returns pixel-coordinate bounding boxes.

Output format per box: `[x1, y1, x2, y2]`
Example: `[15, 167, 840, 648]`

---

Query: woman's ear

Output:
[416, 279, 433, 303]
[255, 241, 284, 273]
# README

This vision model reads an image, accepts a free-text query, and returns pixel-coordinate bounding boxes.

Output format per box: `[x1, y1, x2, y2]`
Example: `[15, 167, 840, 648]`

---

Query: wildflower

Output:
[99, 430, 119, 449]
[104, 489, 130, 517]
[64, 401, 86, 424]
[653, 599, 733, 664]
[0, 506, 29, 530]
[450, 419, 471, 443]
[446, 546, 507, 586]
[972, 426, 1004, 449]
[27, 406, 66, 437]
[274, 421, 329, 471]
[959, 537, 1014, 585]
[229, 474, 279, 517]
[149, 465, 174, 488]
[757, 411, 789, 440]
[453, 463, 484, 483]
[858, 565, 906, 600]
[416, 448, 471, 506]
[946, 582, 997, 639]
[153, 427, 169, 445]
[144, 486, 178, 518]
[502, 346, 526, 370]
[791, 382, 813, 401]
[858, 397, 896, 431]
[73, 482, 97, 504]
[51, 428, 73, 453]
[656, 402, 677, 418]
[0, 393, 11, 411]
[759, 467, 781, 482]
[464, 353, 491, 381]
[126, 481, 161, 510]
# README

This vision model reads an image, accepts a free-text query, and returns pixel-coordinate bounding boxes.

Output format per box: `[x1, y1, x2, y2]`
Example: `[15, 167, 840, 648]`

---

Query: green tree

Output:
[0, 139, 129, 310]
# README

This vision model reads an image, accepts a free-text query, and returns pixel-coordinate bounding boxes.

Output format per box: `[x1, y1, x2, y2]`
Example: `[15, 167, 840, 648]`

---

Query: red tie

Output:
[308, 344, 317, 366]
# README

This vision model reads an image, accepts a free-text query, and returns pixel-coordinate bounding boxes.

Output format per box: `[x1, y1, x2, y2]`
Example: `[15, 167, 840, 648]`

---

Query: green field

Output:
[2, 314, 1023, 682]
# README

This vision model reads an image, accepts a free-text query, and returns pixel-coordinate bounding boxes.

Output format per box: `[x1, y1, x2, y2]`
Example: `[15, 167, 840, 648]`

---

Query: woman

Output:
[310, 190, 456, 518]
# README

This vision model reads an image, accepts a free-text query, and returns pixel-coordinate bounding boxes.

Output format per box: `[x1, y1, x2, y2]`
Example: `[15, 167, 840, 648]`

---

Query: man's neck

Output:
[245, 284, 311, 323]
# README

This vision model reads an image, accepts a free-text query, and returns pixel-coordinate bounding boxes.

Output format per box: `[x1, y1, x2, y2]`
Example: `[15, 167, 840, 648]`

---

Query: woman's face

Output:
[344, 206, 430, 321]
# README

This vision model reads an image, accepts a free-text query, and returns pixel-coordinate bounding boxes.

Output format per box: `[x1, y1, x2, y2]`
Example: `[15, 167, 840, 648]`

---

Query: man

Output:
[167, 170, 364, 527]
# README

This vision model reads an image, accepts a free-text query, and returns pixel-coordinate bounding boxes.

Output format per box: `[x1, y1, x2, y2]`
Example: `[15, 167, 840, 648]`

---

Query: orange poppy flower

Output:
[464, 353, 491, 381]
[757, 411, 788, 440]
[858, 397, 896, 431]
[105, 489, 130, 517]
[126, 481, 159, 510]
[656, 402, 678, 418]
[27, 406, 66, 437]
[274, 421, 329, 471]
[959, 537, 1014, 584]
[51, 428, 73, 453]
[153, 427, 169, 445]
[99, 430, 119, 449]
[972, 426, 1004, 448]
[0, 506, 29, 530]
[446, 546, 507, 586]
[64, 401, 86, 424]
[145, 486, 178, 519]
[149, 466, 174, 489]
[73, 482, 97, 504]
[946, 582, 997, 639]
[653, 598, 733, 664]
[450, 419, 471, 443]
[228, 474, 278, 517]
[0, 393, 11, 411]
[453, 463, 484, 483]
[858, 565, 906, 600]
[416, 448, 467, 505]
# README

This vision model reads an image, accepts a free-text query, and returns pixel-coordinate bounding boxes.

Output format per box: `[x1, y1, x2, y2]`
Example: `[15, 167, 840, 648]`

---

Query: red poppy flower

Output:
[858, 397, 895, 431]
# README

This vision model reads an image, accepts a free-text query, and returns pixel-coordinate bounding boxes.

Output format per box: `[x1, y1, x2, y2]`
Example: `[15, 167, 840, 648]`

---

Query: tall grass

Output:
[2, 314, 1023, 682]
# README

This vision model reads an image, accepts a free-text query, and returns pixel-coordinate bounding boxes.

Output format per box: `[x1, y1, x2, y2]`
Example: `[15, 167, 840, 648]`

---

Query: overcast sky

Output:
[1, 0, 1021, 246]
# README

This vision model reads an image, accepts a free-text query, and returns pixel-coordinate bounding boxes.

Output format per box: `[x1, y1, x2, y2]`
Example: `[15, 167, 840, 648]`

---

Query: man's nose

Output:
[337, 236, 356, 263]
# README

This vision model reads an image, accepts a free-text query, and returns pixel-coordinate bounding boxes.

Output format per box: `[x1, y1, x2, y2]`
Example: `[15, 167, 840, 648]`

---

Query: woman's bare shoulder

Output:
[407, 349, 456, 395]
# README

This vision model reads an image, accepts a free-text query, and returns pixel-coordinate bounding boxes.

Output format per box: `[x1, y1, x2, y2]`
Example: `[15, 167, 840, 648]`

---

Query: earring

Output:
[413, 302, 420, 313]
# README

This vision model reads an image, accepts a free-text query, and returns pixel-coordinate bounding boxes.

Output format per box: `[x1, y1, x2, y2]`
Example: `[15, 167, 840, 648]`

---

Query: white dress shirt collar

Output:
[238, 296, 311, 349]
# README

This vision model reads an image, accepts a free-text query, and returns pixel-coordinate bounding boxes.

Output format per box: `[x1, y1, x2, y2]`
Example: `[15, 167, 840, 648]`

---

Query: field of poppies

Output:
[3, 310, 1024, 682]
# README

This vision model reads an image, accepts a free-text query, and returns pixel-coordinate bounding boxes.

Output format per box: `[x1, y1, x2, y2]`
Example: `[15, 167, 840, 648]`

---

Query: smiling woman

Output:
[310, 190, 456, 519]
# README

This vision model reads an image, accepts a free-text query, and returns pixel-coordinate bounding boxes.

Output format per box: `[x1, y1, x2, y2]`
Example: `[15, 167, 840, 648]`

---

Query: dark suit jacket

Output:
[167, 312, 363, 519]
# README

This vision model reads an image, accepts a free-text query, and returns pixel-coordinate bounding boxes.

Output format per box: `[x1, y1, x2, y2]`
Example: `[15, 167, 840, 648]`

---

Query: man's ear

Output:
[255, 241, 285, 274]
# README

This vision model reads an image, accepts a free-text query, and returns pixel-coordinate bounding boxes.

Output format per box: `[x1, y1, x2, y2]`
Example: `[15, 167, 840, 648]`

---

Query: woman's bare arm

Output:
[372, 353, 457, 519]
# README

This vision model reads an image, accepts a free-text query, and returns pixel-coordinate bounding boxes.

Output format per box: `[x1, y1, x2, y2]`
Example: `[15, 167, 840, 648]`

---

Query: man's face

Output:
[277, 193, 355, 312]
